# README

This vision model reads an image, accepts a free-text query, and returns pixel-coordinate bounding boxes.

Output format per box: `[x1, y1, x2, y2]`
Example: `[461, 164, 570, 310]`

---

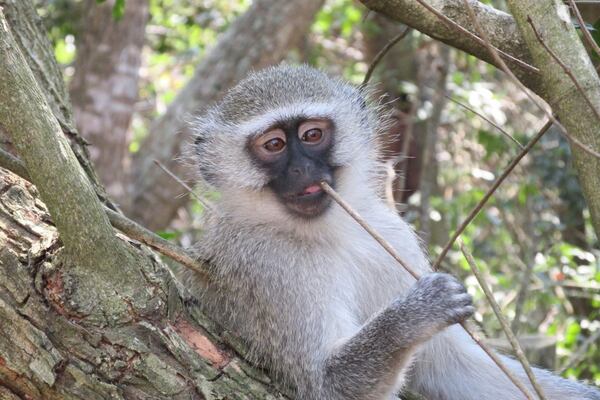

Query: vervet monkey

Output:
[180, 65, 600, 400]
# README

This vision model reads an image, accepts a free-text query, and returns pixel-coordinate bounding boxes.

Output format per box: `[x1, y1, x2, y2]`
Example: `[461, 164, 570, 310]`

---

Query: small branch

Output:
[566, 0, 600, 60]
[105, 208, 209, 281]
[363, 26, 411, 85]
[0, 148, 209, 282]
[444, 94, 525, 149]
[0, 146, 30, 180]
[432, 119, 553, 270]
[320, 182, 420, 278]
[320, 181, 535, 400]
[528, 17, 600, 125]
[153, 160, 216, 213]
[460, 242, 547, 400]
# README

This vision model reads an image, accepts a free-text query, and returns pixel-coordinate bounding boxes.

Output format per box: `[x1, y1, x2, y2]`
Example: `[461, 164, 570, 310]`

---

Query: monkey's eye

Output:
[252, 128, 287, 161]
[301, 128, 323, 143]
[298, 119, 331, 146]
[264, 138, 286, 152]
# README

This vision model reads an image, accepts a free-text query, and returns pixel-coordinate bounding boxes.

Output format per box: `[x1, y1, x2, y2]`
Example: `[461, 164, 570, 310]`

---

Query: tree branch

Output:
[506, 0, 600, 239]
[358, 0, 543, 94]
[0, 11, 127, 270]
[0, 148, 209, 282]
[320, 182, 535, 400]
[460, 242, 547, 400]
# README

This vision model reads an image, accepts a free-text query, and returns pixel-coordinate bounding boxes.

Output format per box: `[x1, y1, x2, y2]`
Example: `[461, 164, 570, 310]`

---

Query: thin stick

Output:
[432, 119, 553, 270]
[153, 159, 216, 212]
[321, 182, 420, 278]
[412, 0, 539, 74]
[397, 108, 415, 198]
[0, 148, 209, 281]
[444, 94, 525, 149]
[363, 27, 411, 85]
[320, 181, 535, 400]
[105, 208, 209, 281]
[0, 147, 30, 180]
[566, 0, 600, 60]
[460, 242, 547, 400]
[528, 17, 600, 125]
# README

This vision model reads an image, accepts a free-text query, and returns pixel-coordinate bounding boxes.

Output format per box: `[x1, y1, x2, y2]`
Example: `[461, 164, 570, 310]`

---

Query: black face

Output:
[248, 118, 335, 218]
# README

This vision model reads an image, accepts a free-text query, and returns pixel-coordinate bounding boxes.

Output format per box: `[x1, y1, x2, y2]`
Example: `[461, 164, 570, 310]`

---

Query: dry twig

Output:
[566, 0, 600, 60]
[460, 242, 547, 400]
[320, 181, 535, 400]
[459, 0, 600, 160]
[433, 119, 553, 270]
[444, 94, 524, 149]
[528, 17, 600, 124]
[412, 0, 539, 74]
[363, 26, 411, 85]
[153, 159, 216, 212]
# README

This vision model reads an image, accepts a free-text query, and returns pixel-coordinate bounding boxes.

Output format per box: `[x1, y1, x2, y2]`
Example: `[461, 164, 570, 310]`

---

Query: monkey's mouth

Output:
[282, 183, 332, 218]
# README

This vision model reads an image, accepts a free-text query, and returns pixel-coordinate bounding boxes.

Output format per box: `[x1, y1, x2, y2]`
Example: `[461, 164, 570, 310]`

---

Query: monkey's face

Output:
[248, 118, 335, 218]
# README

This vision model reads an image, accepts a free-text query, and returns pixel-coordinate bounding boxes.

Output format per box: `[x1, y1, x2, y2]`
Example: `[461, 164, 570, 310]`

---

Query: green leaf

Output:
[156, 231, 180, 240]
[112, 0, 126, 20]
[477, 129, 506, 156]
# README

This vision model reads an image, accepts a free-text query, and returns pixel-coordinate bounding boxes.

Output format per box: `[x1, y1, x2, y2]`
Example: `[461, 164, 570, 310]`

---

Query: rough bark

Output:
[128, 0, 325, 231]
[0, 5, 158, 324]
[69, 0, 149, 203]
[0, 167, 287, 399]
[505, 0, 600, 239]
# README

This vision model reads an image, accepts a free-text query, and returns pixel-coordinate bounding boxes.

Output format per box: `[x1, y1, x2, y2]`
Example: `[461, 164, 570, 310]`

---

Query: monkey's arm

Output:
[322, 273, 473, 400]
[410, 325, 600, 400]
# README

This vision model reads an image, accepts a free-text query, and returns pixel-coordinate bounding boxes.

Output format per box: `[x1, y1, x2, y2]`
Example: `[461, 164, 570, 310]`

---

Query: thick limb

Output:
[323, 273, 474, 400]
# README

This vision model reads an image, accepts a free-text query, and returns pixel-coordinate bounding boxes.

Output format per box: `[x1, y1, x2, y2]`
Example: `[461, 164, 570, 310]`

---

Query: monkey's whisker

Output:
[320, 181, 536, 400]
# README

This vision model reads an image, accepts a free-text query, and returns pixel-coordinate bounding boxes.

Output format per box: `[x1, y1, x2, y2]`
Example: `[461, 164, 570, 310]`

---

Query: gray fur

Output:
[181, 64, 600, 400]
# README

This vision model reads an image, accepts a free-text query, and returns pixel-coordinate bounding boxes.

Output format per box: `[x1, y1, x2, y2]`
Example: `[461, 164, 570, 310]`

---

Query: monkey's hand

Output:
[402, 272, 474, 336]
[321, 273, 473, 399]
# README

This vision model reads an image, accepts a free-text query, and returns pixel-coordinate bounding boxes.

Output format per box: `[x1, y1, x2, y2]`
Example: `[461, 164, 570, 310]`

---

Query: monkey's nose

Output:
[289, 163, 314, 177]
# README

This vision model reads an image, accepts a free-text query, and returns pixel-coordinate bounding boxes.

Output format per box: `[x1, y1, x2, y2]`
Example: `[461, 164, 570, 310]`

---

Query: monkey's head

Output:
[192, 64, 381, 222]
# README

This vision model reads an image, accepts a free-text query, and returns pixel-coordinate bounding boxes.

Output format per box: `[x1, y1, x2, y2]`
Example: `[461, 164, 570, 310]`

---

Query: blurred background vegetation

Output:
[34, 0, 600, 385]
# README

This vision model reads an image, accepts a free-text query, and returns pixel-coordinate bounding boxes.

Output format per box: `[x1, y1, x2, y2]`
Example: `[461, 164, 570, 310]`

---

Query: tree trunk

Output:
[505, 0, 600, 241]
[0, 0, 118, 211]
[0, 168, 286, 399]
[417, 44, 449, 244]
[0, 4, 289, 398]
[128, 0, 325, 231]
[69, 0, 149, 204]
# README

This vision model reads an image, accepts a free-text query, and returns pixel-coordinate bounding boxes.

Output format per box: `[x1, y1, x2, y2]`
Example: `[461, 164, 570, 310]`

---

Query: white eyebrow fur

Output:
[236, 102, 340, 136]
